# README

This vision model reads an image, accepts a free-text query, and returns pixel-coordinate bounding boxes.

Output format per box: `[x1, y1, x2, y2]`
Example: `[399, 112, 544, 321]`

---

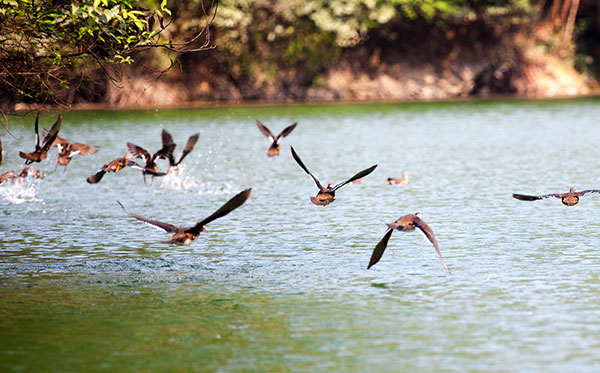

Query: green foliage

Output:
[0, 0, 163, 104]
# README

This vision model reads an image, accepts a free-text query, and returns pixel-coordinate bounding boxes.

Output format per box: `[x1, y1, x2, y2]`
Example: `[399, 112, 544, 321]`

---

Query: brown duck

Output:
[127, 137, 175, 183]
[0, 167, 44, 184]
[513, 187, 600, 206]
[19, 113, 62, 164]
[386, 171, 410, 185]
[51, 134, 99, 171]
[86, 153, 145, 184]
[256, 120, 297, 157]
[117, 188, 252, 244]
[161, 129, 200, 173]
[291, 146, 377, 206]
[368, 213, 449, 270]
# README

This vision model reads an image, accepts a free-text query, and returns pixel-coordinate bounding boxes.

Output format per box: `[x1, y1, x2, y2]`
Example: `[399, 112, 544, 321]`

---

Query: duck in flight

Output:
[86, 153, 145, 184]
[513, 187, 600, 206]
[117, 188, 252, 244]
[127, 137, 175, 183]
[0, 167, 44, 184]
[255, 120, 297, 157]
[19, 113, 62, 164]
[291, 146, 377, 206]
[161, 129, 200, 173]
[368, 213, 449, 271]
[51, 134, 99, 171]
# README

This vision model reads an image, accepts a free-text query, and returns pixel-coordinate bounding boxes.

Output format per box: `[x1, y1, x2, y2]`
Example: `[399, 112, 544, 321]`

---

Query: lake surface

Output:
[1, 99, 600, 371]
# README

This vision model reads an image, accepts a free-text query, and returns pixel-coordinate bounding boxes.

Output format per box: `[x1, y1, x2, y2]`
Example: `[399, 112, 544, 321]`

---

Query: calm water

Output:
[1, 99, 600, 371]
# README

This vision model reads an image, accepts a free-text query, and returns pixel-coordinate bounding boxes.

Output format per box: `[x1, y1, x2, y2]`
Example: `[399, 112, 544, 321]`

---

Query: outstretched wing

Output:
[331, 164, 377, 191]
[51, 134, 69, 147]
[290, 146, 325, 191]
[175, 133, 199, 166]
[69, 143, 99, 156]
[415, 218, 448, 270]
[40, 113, 62, 152]
[576, 189, 600, 197]
[368, 228, 394, 269]
[161, 129, 177, 165]
[255, 120, 275, 142]
[512, 193, 561, 201]
[117, 201, 181, 233]
[153, 142, 176, 162]
[186, 188, 252, 235]
[274, 122, 297, 145]
[33, 112, 40, 150]
[127, 142, 152, 164]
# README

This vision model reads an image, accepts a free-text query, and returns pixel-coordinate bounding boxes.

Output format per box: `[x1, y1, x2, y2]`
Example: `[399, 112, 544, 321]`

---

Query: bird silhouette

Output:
[368, 213, 449, 270]
[19, 113, 62, 164]
[256, 120, 297, 157]
[512, 187, 600, 206]
[117, 188, 252, 244]
[291, 146, 377, 206]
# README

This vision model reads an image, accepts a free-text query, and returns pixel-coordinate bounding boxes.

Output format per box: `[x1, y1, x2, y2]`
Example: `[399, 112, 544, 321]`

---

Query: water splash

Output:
[0, 180, 42, 204]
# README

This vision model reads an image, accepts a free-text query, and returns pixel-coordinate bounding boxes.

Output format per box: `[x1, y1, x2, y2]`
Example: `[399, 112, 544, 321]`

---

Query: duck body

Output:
[19, 113, 62, 165]
[117, 188, 251, 245]
[291, 146, 377, 206]
[512, 187, 600, 206]
[368, 213, 449, 271]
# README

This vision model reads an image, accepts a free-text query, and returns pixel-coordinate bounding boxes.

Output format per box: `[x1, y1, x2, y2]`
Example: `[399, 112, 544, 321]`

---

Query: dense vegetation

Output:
[0, 0, 598, 109]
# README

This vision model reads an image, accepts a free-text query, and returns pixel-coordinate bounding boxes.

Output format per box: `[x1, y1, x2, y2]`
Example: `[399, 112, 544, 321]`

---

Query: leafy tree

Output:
[0, 0, 215, 108]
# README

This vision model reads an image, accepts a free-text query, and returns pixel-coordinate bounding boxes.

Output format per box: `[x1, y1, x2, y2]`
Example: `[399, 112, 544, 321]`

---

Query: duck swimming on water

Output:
[386, 171, 410, 185]
[512, 187, 600, 206]
[117, 188, 252, 245]
[368, 213, 449, 271]
[291, 146, 377, 206]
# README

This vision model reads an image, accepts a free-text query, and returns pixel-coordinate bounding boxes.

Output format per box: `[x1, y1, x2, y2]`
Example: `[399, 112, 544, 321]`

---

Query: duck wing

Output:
[186, 188, 252, 235]
[117, 201, 181, 233]
[291, 146, 325, 191]
[575, 189, 600, 196]
[40, 114, 62, 152]
[161, 129, 177, 166]
[69, 143, 99, 156]
[126, 142, 152, 164]
[255, 120, 275, 142]
[51, 134, 69, 147]
[274, 122, 297, 145]
[368, 228, 394, 269]
[512, 192, 562, 201]
[331, 164, 377, 191]
[175, 133, 199, 166]
[414, 218, 448, 270]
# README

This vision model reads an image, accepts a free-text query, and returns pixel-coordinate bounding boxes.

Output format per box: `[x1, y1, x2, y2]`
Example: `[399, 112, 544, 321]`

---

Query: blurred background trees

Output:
[1, 0, 599, 109]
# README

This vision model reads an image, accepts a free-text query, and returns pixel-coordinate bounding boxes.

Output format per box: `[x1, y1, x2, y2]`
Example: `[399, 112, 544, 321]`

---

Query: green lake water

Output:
[1, 99, 600, 371]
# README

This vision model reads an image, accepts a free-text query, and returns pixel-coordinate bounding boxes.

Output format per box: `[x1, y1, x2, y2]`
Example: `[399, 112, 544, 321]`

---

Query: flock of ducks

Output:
[3, 113, 600, 271]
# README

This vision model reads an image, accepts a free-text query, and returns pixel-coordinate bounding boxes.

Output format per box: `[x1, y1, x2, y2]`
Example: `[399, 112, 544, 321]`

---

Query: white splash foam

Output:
[0, 180, 42, 204]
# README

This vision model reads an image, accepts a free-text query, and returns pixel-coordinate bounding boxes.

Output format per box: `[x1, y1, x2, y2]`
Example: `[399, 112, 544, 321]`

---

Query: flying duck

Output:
[368, 213, 449, 270]
[291, 146, 377, 206]
[512, 187, 600, 206]
[386, 171, 410, 185]
[256, 120, 297, 157]
[127, 137, 175, 183]
[0, 167, 44, 184]
[161, 129, 200, 173]
[19, 113, 62, 164]
[51, 134, 99, 171]
[86, 153, 145, 184]
[117, 188, 252, 244]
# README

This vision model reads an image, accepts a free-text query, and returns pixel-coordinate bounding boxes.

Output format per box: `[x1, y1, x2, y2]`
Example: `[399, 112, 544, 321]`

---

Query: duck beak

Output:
[202, 226, 207, 232]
